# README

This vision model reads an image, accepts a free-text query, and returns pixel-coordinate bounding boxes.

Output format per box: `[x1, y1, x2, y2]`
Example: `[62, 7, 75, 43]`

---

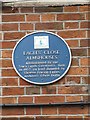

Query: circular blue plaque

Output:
[12, 31, 71, 85]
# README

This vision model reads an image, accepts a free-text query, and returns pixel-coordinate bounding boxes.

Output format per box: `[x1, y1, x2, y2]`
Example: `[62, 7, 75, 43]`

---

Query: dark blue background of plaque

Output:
[12, 32, 71, 85]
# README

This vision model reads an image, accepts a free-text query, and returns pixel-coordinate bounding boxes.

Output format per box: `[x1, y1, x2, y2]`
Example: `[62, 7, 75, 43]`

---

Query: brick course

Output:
[1, 4, 89, 120]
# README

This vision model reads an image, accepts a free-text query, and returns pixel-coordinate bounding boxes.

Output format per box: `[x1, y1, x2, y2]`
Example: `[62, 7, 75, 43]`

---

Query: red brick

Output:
[2, 15, 25, 22]
[2, 60, 13, 67]
[80, 21, 90, 28]
[84, 116, 90, 120]
[20, 117, 34, 120]
[58, 85, 88, 94]
[35, 96, 65, 103]
[36, 116, 66, 120]
[20, 7, 33, 13]
[64, 6, 78, 12]
[2, 23, 18, 31]
[68, 67, 88, 75]
[82, 76, 89, 84]
[2, 107, 24, 115]
[2, 69, 18, 76]
[42, 107, 57, 115]
[0, 33, 2, 40]
[42, 86, 56, 94]
[71, 48, 87, 56]
[66, 40, 79, 47]
[18, 96, 33, 103]
[57, 13, 85, 21]
[26, 107, 41, 115]
[58, 106, 88, 114]
[2, 87, 24, 96]
[2, 41, 16, 49]
[2, 6, 19, 13]
[71, 58, 79, 66]
[66, 76, 80, 84]
[2, 97, 17, 104]
[2, 78, 18, 86]
[66, 96, 81, 102]
[80, 39, 89, 47]
[35, 22, 63, 30]
[2, 50, 12, 58]
[1, 117, 18, 120]
[35, 6, 63, 13]
[79, 5, 89, 12]
[65, 22, 79, 29]
[20, 78, 32, 86]
[58, 30, 86, 39]
[68, 116, 83, 120]
[4, 32, 25, 40]
[41, 14, 55, 21]
[20, 23, 33, 30]
[86, 13, 90, 20]
[26, 14, 40, 21]
[80, 58, 89, 66]
[26, 87, 40, 95]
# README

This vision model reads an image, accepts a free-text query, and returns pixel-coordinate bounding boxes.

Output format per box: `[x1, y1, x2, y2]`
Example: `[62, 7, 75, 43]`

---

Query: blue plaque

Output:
[12, 31, 71, 85]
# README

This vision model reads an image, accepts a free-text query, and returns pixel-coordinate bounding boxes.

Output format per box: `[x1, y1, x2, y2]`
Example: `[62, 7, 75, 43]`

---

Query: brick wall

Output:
[1, 4, 90, 120]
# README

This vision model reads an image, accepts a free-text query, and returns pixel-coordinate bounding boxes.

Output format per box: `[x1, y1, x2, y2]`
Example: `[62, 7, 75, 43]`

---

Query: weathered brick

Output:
[71, 48, 87, 56]
[64, 6, 78, 12]
[80, 58, 89, 66]
[26, 14, 40, 21]
[36, 116, 66, 120]
[2, 97, 17, 104]
[42, 86, 56, 94]
[20, 117, 34, 120]
[2, 78, 18, 86]
[82, 76, 89, 84]
[42, 107, 57, 115]
[2, 69, 18, 76]
[35, 6, 63, 13]
[58, 85, 88, 94]
[65, 22, 79, 29]
[66, 40, 79, 47]
[20, 23, 33, 30]
[1, 117, 18, 120]
[79, 5, 89, 12]
[26, 107, 41, 115]
[2, 15, 25, 22]
[26, 87, 40, 95]
[2, 87, 24, 96]
[2, 41, 16, 49]
[2, 23, 18, 31]
[35, 96, 65, 103]
[2, 108, 24, 115]
[57, 13, 85, 21]
[68, 116, 83, 120]
[4, 32, 25, 40]
[41, 14, 55, 21]
[66, 76, 80, 84]
[20, 7, 33, 13]
[58, 30, 86, 38]
[80, 39, 89, 47]
[20, 78, 32, 86]
[2, 50, 12, 58]
[86, 13, 90, 20]
[35, 22, 63, 30]
[18, 96, 33, 103]
[2, 6, 19, 13]
[71, 58, 79, 66]
[68, 67, 88, 75]
[2, 60, 13, 67]
[58, 106, 88, 114]
[66, 96, 81, 102]
[80, 21, 90, 28]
